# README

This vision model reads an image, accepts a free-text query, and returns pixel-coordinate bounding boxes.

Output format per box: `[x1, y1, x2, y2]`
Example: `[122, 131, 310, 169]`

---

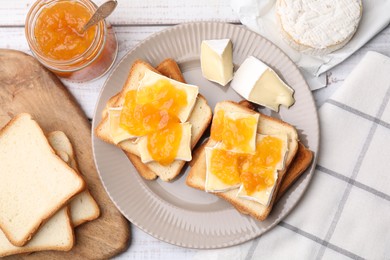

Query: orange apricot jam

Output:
[209, 148, 242, 185]
[119, 90, 180, 136]
[34, 1, 96, 61]
[209, 136, 283, 194]
[26, 0, 118, 82]
[147, 123, 183, 166]
[240, 168, 275, 195]
[240, 136, 283, 194]
[136, 79, 188, 116]
[247, 136, 284, 169]
[119, 79, 189, 164]
[210, 110, 224, 141]
[221, 115, 257, 153]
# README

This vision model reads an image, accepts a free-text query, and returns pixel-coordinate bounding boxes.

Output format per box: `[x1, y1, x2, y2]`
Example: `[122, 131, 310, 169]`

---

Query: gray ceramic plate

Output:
[92, 22, 319, 249]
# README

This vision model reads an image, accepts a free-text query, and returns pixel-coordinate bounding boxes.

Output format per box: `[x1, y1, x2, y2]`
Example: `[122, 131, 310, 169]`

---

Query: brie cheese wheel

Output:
[139, 70, 199, 123]
[204, 145, 241, 193]
[221, 112, 259, 154]
[108, 107, 135, 144]
[276, 0, 362, 55]
[231, 56, 295, 111]
[237, 134, 288, 206]
[137, 122, 192, 163]
[201, 39, 233, 86]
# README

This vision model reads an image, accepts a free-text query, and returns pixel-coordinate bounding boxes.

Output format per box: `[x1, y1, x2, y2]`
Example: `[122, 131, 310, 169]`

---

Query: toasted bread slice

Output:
[95, 60, 212, 181]
[186, 101, 300, 221]
[276, 141, 313, 201]
[0, 207, 74, 257]
[47, 131, 100, 227]
[0, 114, 85, 246]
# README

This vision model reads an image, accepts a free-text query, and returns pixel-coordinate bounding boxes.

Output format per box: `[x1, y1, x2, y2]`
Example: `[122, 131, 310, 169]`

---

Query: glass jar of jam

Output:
[25, 0, 118, 82]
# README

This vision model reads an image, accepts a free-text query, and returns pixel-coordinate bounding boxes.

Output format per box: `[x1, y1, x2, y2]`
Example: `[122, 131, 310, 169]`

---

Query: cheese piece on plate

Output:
[230, 56, 295, 111]
[138, 69, 199, 123]
[237, 134, 288, 206]
[221, 111, 259, 154]
[108, 107, 135, 144]
[205, 145, 241, 193]
[276, 0, 362, 55]
[201, 39, 233, 86]
[137, 122, 192, 164]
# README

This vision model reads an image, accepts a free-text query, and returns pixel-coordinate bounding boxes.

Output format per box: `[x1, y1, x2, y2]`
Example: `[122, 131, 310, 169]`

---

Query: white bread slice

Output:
[0, 207, 74, 257]
[95, 60, 212, 181]
[186, 101, 299, 221]
[47, 131, 100, 227]
[0, 114, 85, 246]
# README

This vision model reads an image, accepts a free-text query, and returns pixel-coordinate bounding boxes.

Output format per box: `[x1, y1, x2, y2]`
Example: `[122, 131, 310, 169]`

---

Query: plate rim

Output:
[92, 21, 320, 249]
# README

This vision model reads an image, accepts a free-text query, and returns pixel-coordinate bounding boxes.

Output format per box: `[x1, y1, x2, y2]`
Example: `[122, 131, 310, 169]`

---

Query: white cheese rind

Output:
[276, 0, 362, 55]
[138, 70, 199, 122]
[231, 56, 295, 111]
[201, 39, 233, 86]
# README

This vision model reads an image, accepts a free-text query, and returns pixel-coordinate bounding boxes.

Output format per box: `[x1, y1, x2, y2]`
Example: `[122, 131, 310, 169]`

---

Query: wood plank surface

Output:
[0, 0, 239, 26]
[0, 49, 130, 259]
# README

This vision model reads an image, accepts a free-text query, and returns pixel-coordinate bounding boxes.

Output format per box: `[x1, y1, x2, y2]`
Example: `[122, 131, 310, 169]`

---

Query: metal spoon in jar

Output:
[82, 0, 117, 32]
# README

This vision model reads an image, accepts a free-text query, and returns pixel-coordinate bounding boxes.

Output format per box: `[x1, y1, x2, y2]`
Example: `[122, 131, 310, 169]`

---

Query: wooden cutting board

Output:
[0, 49, 130, 259]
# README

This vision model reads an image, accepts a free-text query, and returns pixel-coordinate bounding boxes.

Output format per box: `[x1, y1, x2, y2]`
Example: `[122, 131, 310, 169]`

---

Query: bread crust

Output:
[47, 131, 100, 227]
[0, 114, 85, 247]
[0, 207, 74, 257]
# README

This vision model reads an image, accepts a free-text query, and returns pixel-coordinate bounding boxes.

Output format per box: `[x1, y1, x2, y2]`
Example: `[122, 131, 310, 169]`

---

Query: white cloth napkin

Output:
[194, 51, 390, 259]
[231, 0, 390, 90]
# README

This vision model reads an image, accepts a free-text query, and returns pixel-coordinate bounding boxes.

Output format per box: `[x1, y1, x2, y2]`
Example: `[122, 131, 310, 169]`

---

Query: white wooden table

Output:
[1, 1, 389, 259]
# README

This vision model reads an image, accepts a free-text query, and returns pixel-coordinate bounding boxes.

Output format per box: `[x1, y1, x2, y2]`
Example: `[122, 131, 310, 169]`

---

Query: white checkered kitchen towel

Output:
[194, 51, 390, 259]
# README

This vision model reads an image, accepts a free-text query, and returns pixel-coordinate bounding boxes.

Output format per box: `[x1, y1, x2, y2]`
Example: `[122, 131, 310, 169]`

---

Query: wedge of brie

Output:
[231, 56, 295, 111]
[138, 70, 199, 123]
[108, 107, 135, 144]
[201, 39, 233, 86]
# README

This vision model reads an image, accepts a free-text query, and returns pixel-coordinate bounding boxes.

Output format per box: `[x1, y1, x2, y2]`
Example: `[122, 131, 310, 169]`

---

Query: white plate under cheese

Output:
[231, 56, 295, 111]
[138, 69, 199, 123]
[201, 39, 233, 86]
[276, 0, 362, 55]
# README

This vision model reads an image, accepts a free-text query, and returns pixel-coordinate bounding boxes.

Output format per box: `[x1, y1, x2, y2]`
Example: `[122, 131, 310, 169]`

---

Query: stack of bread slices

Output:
[0, 114, 99, 257]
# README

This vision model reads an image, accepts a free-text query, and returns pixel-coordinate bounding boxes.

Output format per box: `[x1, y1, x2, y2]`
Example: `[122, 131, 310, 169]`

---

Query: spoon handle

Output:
[83, 0, 117, 32]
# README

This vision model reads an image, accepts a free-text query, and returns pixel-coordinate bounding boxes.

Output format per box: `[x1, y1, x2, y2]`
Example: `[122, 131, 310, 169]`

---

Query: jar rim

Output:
[25, 0, 107, 73]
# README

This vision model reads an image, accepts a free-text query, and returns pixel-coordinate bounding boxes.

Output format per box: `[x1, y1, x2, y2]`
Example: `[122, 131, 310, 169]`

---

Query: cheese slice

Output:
[231, 56, 295, 111]
[237, 134, 288, 206]
[137, 122, 192, 163]
[138, 70, 199, 123]
[204, 145, 241, 193]
[221, 111, 259, 154]
[108, 107, 135, 144]
[201, 39, 233, 86]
